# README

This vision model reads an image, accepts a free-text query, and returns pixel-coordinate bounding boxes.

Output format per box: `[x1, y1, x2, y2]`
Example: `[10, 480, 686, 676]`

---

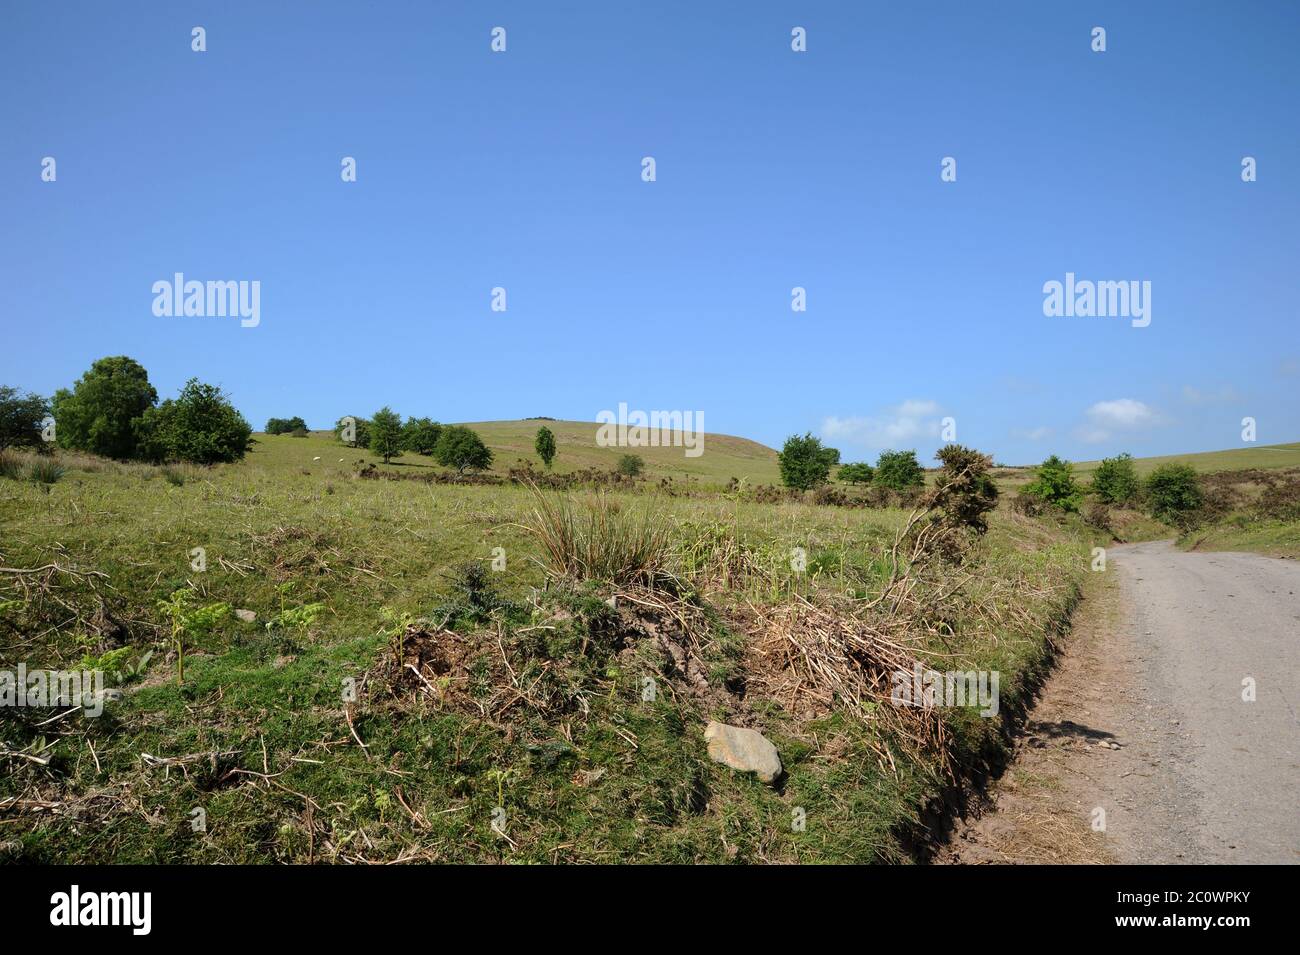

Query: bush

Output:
[778, 433, 838, 490]
[26, 458, 66, 485]
[523, 490, 675, 588]
[265, 416, 307, 435]
[535, 426, 557, 470]
[435, 426, 494, 473]
[51, 356, 158, 459]
[1091, 452, 1139, 505]
[368, 407, 404, 464]
[928, 444, 998, 535]
[334, 415, 371, 448]
[135, 379, 253, 465]
[837, 462, 874, 485]
[874, 449, 924, 492]
[402, 417, 442, 456]
[1083, 500, 1112, 532]
[1256, 478, 1300, 522]
[0, 386, 50, 452]
[0, 450, 23, 480]
[1145, 464, 1203, 526]
[615, 454, 644, 478]
[1023, 455, 1083, 512]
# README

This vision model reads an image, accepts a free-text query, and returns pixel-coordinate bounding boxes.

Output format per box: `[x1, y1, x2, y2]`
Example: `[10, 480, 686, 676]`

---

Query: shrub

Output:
[1023, 455, 1083, 512]
[535, 426, 557, 470]
[928, 444, 999, 534]
[334, 415, 371, 448]
[874, 449, 925, 492]
[615, 454, 644, 478]
[1083, 500, 1112, 532]
[402, 417, 442, 455]
[1145, 464, 1203, 526]
[435, 425, 494, 473]
[0, 450, 23, 480]
[135, 379, 253, 464]
[368, 407, 404, 463]
[0, 386, 50, 452]
[778, 433, 838, 490]
[837, 462, 874, 485]
[265, 416, 307, 435]
[1092, 452, 1140, 505]
[26, 458, 66, 485]
[51, 356, 158, 459]
[1256, 478, 1300, 522]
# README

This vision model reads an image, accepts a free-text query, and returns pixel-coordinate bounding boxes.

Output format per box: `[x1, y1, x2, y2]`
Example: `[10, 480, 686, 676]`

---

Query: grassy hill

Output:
[1073, 442, 1300, 477]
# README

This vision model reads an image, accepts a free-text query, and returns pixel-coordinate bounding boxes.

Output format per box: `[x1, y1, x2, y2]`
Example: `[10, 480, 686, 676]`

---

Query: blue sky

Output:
[2, 1, 1297, 465]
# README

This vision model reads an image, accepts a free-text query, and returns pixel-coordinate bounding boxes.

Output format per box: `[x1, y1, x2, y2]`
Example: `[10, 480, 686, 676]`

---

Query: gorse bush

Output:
[1145, 464, 1203, 526]
[135, 379, 253, 465]
[928, 444, 999, 535]
[1023, 455, 1083, 512]
[265, 416, 307, 435]
[1092, 452, 1140, 505]
[616, 453, 644, 478]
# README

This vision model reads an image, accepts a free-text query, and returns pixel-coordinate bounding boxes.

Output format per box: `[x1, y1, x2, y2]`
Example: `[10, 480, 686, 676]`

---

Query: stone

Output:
[704, 721, 782, 784]
[235, 609, 257, 623]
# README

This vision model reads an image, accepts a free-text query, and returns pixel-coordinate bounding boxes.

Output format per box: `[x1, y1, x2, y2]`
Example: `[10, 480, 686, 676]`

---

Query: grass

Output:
[0, 441, 1133, 864]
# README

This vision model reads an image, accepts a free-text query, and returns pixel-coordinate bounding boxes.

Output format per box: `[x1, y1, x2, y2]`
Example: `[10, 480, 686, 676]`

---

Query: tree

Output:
[778, 433, 837, 490]
[369, 407, 404, 463]
[135, 379, 253, 464]
[0, 386, 49, 452]
[1092, 452, 1140, 505]
[266, 416, 307, 435]
[1023, 454, 1083, 512]
[616, 453, 644, 477]
[435, 425, 494, 473]
[334, 415, 370, 448]
[534, 426, 557, 470]
[402, 417, 442, 455]
[1145, 464, 1203, 526]
[51, 356, 157, 459]
[874, 449, 925, 492]
[837, 462, 874, 485]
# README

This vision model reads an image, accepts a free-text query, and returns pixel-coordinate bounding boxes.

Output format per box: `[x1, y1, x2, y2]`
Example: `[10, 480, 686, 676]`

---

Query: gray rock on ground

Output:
[704, 721, 782, 784]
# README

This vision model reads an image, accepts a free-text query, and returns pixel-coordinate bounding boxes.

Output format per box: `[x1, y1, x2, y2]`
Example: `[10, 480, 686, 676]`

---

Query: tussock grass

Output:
[522, 488, 678, 589]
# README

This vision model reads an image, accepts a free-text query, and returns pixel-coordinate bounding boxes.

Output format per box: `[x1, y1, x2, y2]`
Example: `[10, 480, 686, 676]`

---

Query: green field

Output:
[1, 437, 1093, 864]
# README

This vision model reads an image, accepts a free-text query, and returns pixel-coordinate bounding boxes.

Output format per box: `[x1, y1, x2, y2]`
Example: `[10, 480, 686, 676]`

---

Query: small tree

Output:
[0, 386, 50, 452]
[369, 407, 404, 463]
[334, 415, 371, 448]
[1023, 455, 1083, 512]
[874, 449, 925, 492]
[435, 425, 494, 473]
[616, 453, 644, 477]
[837, 462, 874, 485]
[1145, 464, 1203, 526]
[1092, 452, 1140, 505]
[778, 433, 836, 490]
[266, 416, 307, 435]
[535, 426, 557, 470]
[402, 417, 442, 455]
[928, 444, 999, 535]
[51, 356, 158, 459]
[135, 379, 253, 464]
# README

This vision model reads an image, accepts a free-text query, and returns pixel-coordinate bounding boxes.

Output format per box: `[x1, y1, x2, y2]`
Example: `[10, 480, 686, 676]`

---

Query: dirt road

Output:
[944, 540, 1300, 864]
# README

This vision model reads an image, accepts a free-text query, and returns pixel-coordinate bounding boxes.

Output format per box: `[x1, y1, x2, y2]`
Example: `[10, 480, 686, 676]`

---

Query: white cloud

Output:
[1011, 426, 1053, 441]
[1076, 398, 1162, 443]
[821, 399, 943, 448]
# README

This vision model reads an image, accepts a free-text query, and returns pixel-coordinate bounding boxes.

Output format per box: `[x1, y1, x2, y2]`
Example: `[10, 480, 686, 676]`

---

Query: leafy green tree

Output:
[837, 462, 874, 485]
[51, 356, 157, 459]
[0, 386, 50, 452]
[1145, 464, 1203, 526]
[402, 417, 442, 455]
[1091, 452, 1140, 505]
[435, 425, 494, 473]
[535, 426, 557, 470]
[135, 379, 253, 464]
[334, 415, 371, 448]
[616, 453, 644, 477]
[778, 433, 837, 490]
[369, 407, 404, 463]
[874, 449, 925, 492]
[1023, 454, 1083, 512]
[265, 416, 307, 435]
